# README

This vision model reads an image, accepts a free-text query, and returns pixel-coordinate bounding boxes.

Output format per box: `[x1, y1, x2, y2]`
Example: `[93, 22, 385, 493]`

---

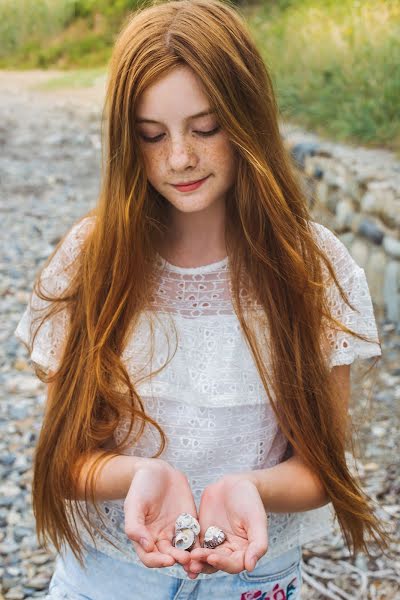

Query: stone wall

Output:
[282, 124, 400, 324]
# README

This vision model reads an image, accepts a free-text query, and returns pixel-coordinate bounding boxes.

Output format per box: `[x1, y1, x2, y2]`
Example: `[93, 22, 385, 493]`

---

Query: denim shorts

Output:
[45, 543, 302, 599]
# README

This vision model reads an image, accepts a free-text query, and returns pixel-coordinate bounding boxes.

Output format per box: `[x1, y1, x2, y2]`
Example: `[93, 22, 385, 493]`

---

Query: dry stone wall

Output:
[282, 124, 400, 324]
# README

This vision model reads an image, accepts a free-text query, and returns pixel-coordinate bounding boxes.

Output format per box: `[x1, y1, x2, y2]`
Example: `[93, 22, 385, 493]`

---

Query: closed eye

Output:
[139, 126, 221, 144]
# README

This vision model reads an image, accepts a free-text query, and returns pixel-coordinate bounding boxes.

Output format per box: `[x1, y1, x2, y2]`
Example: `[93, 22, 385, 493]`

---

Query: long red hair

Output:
[28, 0, 388, 568]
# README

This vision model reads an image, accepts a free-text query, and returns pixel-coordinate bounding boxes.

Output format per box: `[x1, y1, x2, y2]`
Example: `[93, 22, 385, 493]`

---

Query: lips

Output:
[171, 175, 210, 192]
[173, 176, 208, 186]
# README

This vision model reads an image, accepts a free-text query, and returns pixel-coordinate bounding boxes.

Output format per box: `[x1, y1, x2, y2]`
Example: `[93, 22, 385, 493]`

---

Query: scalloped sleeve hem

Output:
[324, 265, 382, 370]
[13, 216, 95, 375]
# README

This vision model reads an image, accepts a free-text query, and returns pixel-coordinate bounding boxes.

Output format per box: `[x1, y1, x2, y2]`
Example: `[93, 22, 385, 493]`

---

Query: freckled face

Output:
[135, 65, 237, 215]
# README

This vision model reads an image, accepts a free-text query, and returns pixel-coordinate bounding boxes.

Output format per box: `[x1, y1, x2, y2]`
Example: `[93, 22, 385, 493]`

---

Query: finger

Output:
[187, 559, 204, 572]
[132, 541, 176, 568]
[183, 562, 217, 578]
[244, 541, 268, 572]
[185, 548, 231, 575]
[186, 561, 219, 575]
[189, 547, 215, 561]
[190, 546, 231, 562]
[207, 549, 245, 574]
[184, 560, 214, 575]
[125, 520, 156, 553]
[157, 539, 191, 566]
[244, 524, 269, 572]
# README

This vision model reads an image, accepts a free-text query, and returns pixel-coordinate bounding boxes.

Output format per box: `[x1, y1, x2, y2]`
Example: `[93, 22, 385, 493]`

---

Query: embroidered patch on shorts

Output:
[240, 576, 298, 599]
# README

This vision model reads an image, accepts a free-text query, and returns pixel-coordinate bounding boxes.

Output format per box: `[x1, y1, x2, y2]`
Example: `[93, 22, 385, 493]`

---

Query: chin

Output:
[171, 201, 216, 214]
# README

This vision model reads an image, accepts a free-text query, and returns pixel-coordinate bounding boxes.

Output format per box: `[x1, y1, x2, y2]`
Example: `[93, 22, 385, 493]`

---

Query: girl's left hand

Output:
[185, 475, 268, 577]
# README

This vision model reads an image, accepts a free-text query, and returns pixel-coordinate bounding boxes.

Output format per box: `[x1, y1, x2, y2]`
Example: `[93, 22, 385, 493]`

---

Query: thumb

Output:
[125, 520, 155, 552]
[244, 524, 268, 572]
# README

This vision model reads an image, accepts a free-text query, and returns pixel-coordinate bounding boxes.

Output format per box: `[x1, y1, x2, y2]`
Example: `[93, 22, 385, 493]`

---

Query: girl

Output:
[14, 0, 388, 598]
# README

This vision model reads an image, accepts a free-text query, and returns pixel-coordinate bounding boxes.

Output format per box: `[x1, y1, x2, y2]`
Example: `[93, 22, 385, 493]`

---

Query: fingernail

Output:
[140, 537, 150, 551]
[250, 556, 257, 570]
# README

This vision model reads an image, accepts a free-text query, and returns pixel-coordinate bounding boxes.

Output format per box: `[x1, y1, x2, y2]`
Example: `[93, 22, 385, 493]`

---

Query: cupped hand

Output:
[184, 475, 268, 577]
[123, 459, 196, 569]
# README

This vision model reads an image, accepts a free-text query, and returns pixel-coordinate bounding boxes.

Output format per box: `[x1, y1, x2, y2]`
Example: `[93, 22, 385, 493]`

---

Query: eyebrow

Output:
[135, 109, 215, 124]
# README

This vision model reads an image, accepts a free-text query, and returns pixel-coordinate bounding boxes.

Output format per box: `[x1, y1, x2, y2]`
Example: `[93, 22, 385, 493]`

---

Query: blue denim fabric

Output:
[45, 543, 302, 599]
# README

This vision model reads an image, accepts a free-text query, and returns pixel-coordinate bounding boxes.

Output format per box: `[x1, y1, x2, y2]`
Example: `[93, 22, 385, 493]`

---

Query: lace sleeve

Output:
[311, 222, 382, 369]
[14, 216, 95, 374]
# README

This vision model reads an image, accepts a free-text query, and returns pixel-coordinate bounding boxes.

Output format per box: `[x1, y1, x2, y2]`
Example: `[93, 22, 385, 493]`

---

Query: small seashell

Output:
[190, 519, 200, 536]
[173, 527, 196, 551]
[202, 526, 226, 549]
[175, 513, 200, 536]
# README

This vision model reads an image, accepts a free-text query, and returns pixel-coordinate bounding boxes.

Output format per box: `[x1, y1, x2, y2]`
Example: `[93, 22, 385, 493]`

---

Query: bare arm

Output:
[239, 364, 351, 512]
[46, 377, 165, 502]
[246, 452, 329, 512]
[71, 450, 158, 502]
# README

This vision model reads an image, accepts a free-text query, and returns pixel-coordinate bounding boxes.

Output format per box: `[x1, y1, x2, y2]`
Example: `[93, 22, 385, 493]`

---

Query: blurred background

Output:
[1, 1, 399, 599]
[0, 0, 399, 150]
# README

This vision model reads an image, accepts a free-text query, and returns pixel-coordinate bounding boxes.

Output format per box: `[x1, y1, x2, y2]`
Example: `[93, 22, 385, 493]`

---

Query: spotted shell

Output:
[202, 526, 226, 549]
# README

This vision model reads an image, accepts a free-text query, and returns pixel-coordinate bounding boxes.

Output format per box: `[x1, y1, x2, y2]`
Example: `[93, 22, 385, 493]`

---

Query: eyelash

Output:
[139, 126, 221, 144]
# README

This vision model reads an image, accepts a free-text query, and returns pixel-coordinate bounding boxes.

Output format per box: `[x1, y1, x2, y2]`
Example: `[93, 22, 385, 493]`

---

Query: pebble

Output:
[23, 576, 49, 591]
[1, 72, 399, 598]
[5, 588, 25, 600]
[30, 555, 51, 566]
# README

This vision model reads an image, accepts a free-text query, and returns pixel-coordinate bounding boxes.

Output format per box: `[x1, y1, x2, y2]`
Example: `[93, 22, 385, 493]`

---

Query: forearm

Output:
[245, 455, 330, 513]
[70, 451, 158, 502]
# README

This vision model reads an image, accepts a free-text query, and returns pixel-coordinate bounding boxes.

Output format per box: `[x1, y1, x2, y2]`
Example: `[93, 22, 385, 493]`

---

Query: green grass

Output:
[0, 0, 142, 68]
[0, 0, 75, 58]
[0, 0, 399, 151]
[246, 0, 400, 151]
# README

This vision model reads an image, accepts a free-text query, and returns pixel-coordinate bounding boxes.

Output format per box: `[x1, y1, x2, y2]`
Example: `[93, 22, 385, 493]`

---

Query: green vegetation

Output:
[247, 0, 400, 150]
[0, 0, 142, 68]
[0, 0, 399, 150]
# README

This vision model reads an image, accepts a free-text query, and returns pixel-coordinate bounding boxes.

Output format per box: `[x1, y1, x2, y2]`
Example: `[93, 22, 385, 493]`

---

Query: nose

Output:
[168, 137, 198, 172]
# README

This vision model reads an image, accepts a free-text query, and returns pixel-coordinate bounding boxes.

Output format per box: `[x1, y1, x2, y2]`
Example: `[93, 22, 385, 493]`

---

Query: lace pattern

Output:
[14, 216, 381, 579]
[14, 217, 92, 375]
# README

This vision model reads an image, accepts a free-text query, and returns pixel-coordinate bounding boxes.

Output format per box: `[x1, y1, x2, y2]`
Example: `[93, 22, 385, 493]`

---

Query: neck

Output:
[160, 197, 227, 267]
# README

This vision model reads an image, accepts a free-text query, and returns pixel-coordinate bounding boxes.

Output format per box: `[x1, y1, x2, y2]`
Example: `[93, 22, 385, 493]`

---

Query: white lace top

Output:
[14, 216, 382, 579]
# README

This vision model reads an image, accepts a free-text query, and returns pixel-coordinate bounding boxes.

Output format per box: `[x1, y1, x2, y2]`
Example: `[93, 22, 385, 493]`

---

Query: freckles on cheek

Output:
[142, 149, 165, 181]
[208, 139, 236, 171]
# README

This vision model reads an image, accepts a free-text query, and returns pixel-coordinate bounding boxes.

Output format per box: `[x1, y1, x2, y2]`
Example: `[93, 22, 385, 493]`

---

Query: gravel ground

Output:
[1, 70, 399, 599]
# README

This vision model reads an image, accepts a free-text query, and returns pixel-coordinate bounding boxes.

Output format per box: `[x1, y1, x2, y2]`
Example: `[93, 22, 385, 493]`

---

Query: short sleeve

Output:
[14, 216, 95, 375]
[311, 222, 382, 369]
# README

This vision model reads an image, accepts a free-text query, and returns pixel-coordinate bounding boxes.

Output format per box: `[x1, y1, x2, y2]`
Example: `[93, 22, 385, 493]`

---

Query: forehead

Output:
[136, 65, 211, 122]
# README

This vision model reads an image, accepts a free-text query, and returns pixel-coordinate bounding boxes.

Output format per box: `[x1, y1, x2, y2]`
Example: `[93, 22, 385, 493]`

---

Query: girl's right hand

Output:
[123, 459, 195, 569]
